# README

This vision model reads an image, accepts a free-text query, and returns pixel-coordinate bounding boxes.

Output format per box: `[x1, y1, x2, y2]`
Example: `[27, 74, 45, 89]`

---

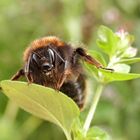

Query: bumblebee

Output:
[11, 36, 109, 109]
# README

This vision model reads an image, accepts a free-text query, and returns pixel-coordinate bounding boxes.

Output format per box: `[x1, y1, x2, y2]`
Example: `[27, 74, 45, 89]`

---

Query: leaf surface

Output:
[99, 69, 140, 82]
[0, 80, 80, 139]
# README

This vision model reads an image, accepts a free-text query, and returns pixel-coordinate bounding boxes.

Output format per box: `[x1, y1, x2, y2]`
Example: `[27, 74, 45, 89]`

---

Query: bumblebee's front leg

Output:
[11, 69, 25, 80]
[76, 47, 114, 71]
[0, 69, 24, 90]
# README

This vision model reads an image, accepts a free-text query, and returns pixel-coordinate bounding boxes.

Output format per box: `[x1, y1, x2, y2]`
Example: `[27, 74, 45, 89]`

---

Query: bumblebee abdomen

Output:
[60, 74, 86, 109]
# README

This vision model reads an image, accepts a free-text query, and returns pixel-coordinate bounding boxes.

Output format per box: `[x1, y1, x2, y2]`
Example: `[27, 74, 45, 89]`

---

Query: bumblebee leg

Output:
[11, 69, 25, 80]
[60, 74, 86, 110]
[26, 72, 33, 85]
[76, 47, 114, 71]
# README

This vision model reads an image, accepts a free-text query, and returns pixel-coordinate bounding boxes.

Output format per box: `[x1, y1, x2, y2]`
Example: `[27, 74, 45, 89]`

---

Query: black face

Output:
[31, 47, 55, 74]
[26, 46, 66, 88]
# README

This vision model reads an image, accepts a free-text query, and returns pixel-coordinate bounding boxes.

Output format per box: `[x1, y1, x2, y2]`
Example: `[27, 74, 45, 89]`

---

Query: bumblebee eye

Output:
[42, 63, 53, 71]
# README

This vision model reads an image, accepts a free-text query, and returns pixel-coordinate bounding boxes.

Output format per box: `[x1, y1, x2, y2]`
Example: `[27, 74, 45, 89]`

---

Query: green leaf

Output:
[96, 25, 119, 57]
[88, 50, 107, 66]
[83, 62, 99, 81]
[73, 125, 111, 140]
[0, 80, 80, 140]
[83, 60, 140, 83]
[121, 47, 138, 58]
[99, 69, 140, 83]
[86, 127, 111, 140]
[71, 118, 84, 140]
[119, 57, 140, 64]
[112, 63, 131, 73]
[83, 50, 107, 81]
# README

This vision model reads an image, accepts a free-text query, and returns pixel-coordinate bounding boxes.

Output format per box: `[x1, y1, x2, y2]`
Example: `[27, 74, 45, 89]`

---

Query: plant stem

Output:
[83, 84, 104, 136]
[64, 131, 72, 140]
[3, 100, 19, 123]
[20, 116, 43, 140]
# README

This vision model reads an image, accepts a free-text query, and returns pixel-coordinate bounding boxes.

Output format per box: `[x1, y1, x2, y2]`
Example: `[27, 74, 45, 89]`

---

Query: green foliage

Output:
[86, 25, 140, 84]
[72, 119, 110, 140]
[97, 26, 120, 58]
[1, 25, 140, 140]
[119, 57, 140, 64]
[97, 26, 135, 60]
[0, 119, 21, 140]
[99, 69, 140, 83]
[0, 80, 80, 140]
[0, 0, 140, 138]
[80, 25, 140, 139]
[87, 127, 110, 140]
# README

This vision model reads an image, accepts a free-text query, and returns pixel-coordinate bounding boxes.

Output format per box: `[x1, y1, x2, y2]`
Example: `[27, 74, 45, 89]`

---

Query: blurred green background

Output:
[0, 0, 140, 140]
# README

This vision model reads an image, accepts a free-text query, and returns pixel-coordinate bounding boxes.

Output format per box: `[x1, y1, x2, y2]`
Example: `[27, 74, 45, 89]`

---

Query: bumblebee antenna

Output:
[48, 45, 65, 63]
